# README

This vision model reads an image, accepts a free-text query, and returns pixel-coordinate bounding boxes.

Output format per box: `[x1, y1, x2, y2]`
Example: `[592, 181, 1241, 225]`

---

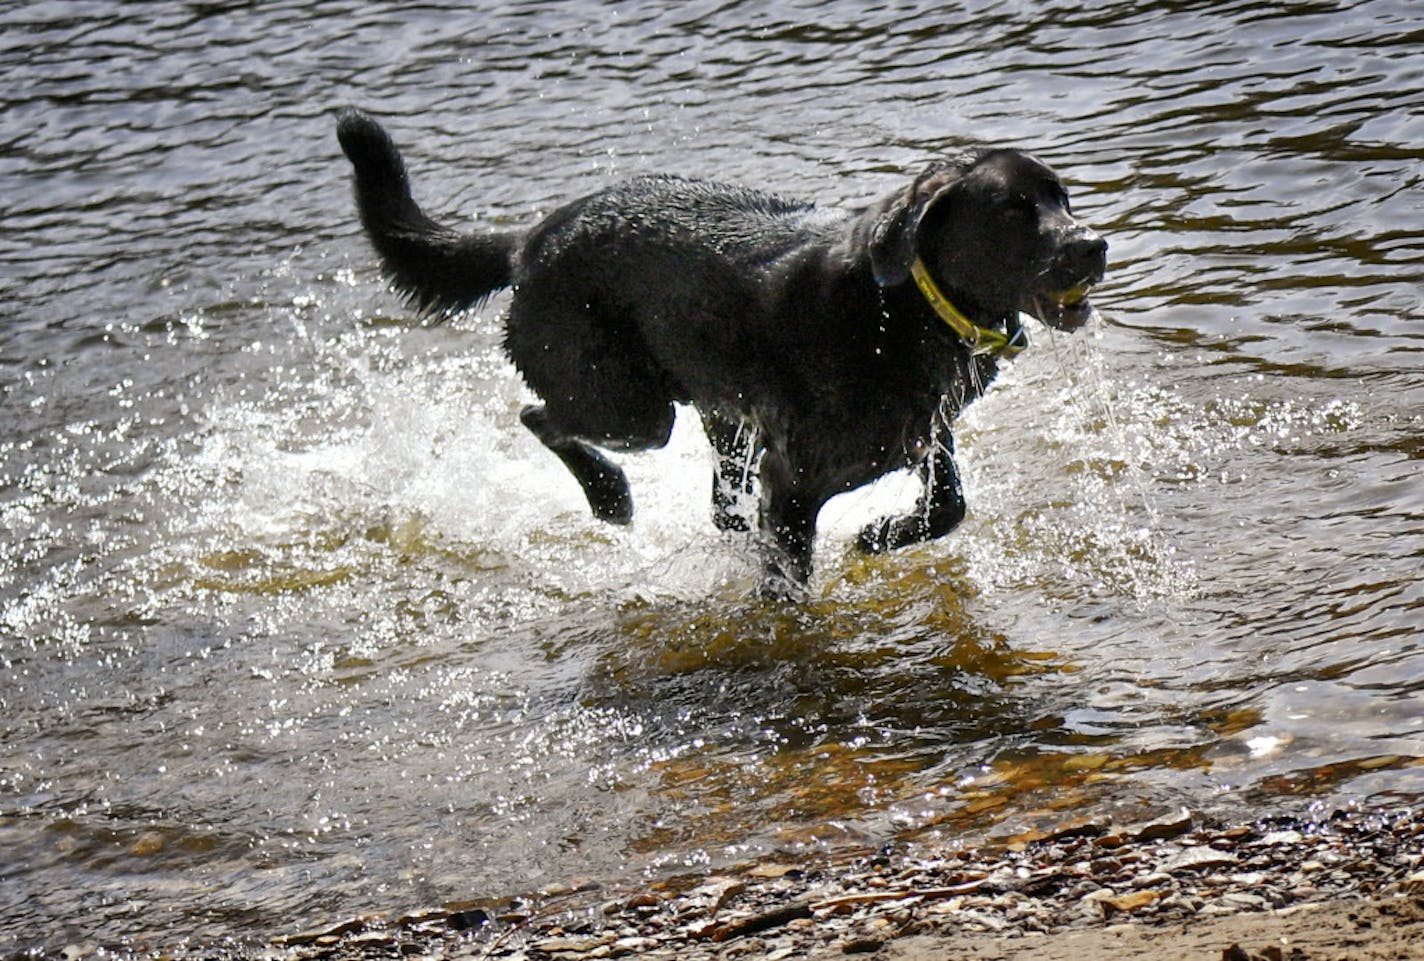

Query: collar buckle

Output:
[910, 258, 1024, 359]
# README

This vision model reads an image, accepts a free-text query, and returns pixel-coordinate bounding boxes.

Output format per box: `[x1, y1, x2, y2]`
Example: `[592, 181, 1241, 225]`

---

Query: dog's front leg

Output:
[703, 412, 757, 533]
[857, 439, 966, 554]
[757, 486, 819, 596]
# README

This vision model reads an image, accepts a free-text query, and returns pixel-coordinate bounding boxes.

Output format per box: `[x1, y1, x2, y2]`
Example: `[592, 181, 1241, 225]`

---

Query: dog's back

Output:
[522, 174, 832, 278]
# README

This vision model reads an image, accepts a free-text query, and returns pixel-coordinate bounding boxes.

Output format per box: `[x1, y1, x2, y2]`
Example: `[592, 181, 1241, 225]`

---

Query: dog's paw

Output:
[590, 487, 634, 526]
[753, 570, 809, 603]
[712, 506, 752, 533]
[857, 515, 926, 554]
[857, 517, 894, 554]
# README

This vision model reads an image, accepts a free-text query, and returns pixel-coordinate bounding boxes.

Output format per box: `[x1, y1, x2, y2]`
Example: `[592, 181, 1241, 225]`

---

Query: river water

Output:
[2, 0, 1421, 953]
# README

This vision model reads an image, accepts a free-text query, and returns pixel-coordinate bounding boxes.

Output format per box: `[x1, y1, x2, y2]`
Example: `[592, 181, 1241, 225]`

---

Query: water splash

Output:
[933, 317, 1360, 605]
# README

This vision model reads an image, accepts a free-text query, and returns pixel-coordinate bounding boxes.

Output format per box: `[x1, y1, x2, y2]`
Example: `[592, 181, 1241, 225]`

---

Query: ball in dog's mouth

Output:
[1030, 280, 1096, 331]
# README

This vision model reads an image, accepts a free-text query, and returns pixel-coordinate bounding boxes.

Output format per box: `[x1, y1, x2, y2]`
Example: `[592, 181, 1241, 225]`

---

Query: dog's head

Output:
[869, 149, 1107, 332]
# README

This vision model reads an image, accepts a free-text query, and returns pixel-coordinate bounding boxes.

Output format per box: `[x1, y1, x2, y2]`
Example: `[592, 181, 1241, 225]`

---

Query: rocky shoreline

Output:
[250, 805, 1424, 961]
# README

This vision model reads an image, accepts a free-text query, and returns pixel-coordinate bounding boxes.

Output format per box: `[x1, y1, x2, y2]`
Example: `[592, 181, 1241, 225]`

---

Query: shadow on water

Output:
[579, 560, 1072, 854]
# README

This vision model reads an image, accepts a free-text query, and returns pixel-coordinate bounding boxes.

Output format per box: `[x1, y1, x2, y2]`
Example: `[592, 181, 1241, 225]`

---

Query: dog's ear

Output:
[868, 159, 975, 288]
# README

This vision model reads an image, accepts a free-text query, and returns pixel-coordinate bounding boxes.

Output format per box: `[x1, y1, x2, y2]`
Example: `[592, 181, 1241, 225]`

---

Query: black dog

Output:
[336, 108, 1106, 593]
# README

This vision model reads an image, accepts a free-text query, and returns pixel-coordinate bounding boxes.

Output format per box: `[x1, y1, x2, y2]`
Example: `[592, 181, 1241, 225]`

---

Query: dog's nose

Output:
[1062, 229, 1107, 279]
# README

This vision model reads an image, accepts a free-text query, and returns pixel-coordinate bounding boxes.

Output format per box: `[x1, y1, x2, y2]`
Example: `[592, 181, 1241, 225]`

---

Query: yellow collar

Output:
[910, 257, 1024, 358]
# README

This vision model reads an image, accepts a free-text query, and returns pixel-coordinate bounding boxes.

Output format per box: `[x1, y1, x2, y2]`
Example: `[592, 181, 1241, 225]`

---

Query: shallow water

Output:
[1, 0, 1421, 953]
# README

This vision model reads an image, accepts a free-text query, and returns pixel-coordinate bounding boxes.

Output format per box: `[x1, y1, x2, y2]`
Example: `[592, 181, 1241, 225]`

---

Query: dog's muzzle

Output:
[1026, 229, 1108, 331]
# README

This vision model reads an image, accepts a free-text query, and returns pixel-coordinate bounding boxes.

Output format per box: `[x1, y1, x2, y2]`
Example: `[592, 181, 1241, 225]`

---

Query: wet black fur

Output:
[335, 107, 1106, 594]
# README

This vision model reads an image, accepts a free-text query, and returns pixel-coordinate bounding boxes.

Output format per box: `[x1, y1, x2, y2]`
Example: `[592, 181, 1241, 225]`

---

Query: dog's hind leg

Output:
[507, 295, 677, 525]
[517, 393, 675, 526]
[520, 406, 637, 525]
[856, 437, 966, 554]
[703, 411, 758, 532]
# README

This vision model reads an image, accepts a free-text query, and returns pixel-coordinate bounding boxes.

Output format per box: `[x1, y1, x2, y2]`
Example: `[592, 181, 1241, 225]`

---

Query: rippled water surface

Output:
[2, 0, 1421, 952]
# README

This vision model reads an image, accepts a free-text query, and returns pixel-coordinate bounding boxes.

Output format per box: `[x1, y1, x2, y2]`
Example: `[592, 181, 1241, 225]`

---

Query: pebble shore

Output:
[259, 806, 1423, 961]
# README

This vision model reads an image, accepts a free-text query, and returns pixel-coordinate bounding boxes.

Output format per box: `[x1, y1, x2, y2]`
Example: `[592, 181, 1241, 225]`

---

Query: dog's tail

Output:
[336, 107, 517, 316]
